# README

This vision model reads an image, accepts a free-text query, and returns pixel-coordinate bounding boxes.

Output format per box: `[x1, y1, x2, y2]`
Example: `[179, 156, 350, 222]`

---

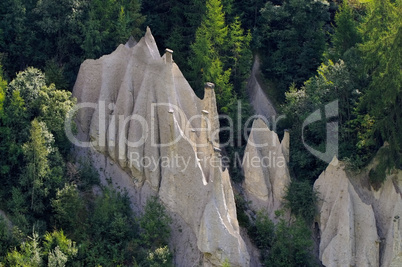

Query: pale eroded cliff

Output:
[72, 28, 249, 266]
[242, 119, 291, 221]
[314, 156, 402, 267]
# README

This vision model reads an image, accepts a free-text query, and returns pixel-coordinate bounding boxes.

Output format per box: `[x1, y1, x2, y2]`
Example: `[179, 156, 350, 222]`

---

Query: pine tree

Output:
[83, 0, 144, 59]
[189, 0, 235, 113]
[331, 0, 362, 59]
[21, 119, 53, 214]
[357, 0, 402, 166]
[258, 0, 330, 101]
[232, 0, 265, 30]
[227, 17, 252, 95]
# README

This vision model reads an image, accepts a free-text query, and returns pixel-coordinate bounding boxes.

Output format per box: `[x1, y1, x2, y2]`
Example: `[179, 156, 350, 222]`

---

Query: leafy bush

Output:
[42, 230, 78, 266]
[5, 231, 42, 267]
[77, 159, 100, 190]
[264, 218, 315, 267]
[284, 180, 319, 224]
[368, 146, 394, 188]
[234, 194, 251, 228]
[252, 210, 274, 250]
[51, 183, 86, 237]
[146, 246, 172, 267]
[0, 215, 12, 260]
[140, 197, 172, 249]
[81, 187, 136, 265]
[5, 230, 77, 266]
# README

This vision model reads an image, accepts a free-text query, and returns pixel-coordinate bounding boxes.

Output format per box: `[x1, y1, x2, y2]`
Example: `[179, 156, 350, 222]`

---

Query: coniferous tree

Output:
[258, 0, 330, 102]
[232, 0, 265, 30]
[83, 0, 145, 59]
[227, 17, 252, 95]
[357, 0, 402, 167]
[21, 119, 53, 214]
[189, 0, 234, 112]
[330, 0, 362, 60]
[0, 0, 35, 77]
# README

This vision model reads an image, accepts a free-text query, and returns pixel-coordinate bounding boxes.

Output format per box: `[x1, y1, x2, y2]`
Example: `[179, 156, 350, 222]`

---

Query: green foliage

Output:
[244, 209, 315, 266]
[0, 0, 35, 78]
[143, 0, 205, 74]
[0, 95, 27, 196]
[283, 60, 359, 181]
[37, 83, 76, 156]
[232, 0, 265, 30]
[227, 17, 253, 96]
[329, 0, 362, 60]
[146, 246, 172, 267]
[368, 146, 395, 187]
[264, 217, 315, 267]
[257, 0, 330, 101]
[42, 230, 78, 266]
[77, 160, 100, 190]
[4, 67, 76, 157]
[4, 230, 77, 266]
[44, 60, 69, 90]
[357, 0, 402, 168]
[0, 0, 87, 86]
[78, 187, 137, 265]
[0, 66, 6, 115]
[2, 90, 29, 145]
[222, 258, 231, 267]
[252, 210, 274, 250]
[51, 184, 86, 236]
[188, 0, 253, 184]
[20, 119, 53, 214]
[0, 215, 12, 260]
[83, 0, 145, 59]
[7, 68, 46, 115]
[189, 0, 232, 105]
[0, 0, 145, 87]
[140, 197, 172, 249]
[0, 68, 75, 230]
[284, 180, 318, 224]
[5, 231, 42, 267]
[234, 194, 251, 228]
[189, 0, 252, 114]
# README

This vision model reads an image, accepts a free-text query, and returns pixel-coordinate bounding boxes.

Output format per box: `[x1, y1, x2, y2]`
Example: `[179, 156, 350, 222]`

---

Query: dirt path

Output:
[246, 55, 277, 120]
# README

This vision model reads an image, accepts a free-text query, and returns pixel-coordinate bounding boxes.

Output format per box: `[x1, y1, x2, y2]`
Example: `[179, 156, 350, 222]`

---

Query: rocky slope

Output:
[314, 156, 402, 267]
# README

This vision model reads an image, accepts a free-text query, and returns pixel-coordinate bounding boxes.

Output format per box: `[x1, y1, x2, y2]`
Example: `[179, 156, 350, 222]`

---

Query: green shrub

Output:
[77, 159, 100, 190]
[264, 218, 315, 267]
[0, 215, 12, 260]
[140, 197, 172, 249]
[284, 180, 318, 224]
[146, 246, 172, 267]
[368, 146, 394, 187]
[234, 194, 251, 228]
[42, 230, 78, 266]
[51, 183, 86, 237]
[252, 210, 274, 250]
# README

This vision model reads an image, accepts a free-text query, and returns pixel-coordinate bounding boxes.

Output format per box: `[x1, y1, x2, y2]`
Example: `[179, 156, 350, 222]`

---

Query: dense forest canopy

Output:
[0, 0, 401, 266]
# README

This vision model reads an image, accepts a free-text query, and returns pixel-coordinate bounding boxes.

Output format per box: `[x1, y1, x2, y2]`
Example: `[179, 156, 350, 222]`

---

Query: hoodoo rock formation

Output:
[72, 27, 249, 266]
[71, 26, 402, 267]
[314, 156, 402, 267]
[242, 119, 291, 221]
